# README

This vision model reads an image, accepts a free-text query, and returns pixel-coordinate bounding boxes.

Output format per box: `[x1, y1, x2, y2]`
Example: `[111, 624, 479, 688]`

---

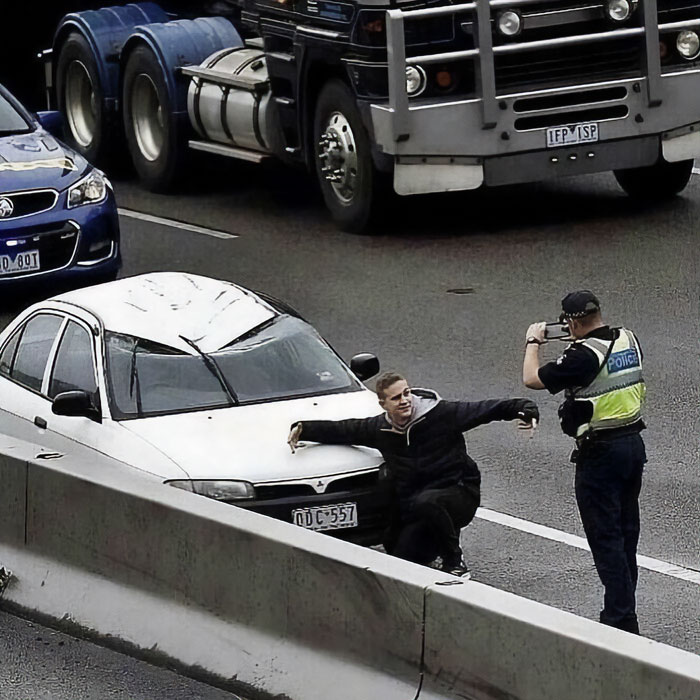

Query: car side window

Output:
[11, 314, 63, 392]
[0, 329, 21, 377]
[49, 321, 98, 400]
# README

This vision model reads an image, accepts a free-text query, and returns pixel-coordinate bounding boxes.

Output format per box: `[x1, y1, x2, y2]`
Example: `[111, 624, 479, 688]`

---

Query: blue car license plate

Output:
[0, 249, 40, 275]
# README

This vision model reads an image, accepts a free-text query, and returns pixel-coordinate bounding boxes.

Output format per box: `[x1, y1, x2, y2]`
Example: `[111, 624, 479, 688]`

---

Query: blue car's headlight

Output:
[67, 169, 109, 208]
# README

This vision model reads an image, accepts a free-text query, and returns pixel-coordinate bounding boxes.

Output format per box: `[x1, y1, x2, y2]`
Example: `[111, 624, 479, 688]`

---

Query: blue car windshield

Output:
[0, 93, 30, 135]
[105, 315, 360, 420]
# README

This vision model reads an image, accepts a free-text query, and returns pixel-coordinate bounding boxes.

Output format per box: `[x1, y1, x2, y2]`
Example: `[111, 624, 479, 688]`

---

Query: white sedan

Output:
[0, 272, 392, 543]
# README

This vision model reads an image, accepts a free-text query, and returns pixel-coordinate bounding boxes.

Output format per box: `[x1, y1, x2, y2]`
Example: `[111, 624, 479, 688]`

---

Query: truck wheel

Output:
[614, 158, 693, 199]
[122, 45, 185, 192]
[314, 80, 378, 233]
[56, 33, 112, 165]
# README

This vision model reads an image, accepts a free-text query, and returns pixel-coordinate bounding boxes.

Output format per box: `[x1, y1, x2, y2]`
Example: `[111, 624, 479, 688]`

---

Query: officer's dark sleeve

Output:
[295, 417, 380, 448]
[450, 398, 539, 432]
[538, 345, 600, 395]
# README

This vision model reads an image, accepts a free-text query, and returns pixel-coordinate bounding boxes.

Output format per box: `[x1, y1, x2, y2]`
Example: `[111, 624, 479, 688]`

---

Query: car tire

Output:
[614, 158, 693, 200]
[55, 32, 116, 167]
[122, 45, 186, 192]
[313, 80, 380, 234]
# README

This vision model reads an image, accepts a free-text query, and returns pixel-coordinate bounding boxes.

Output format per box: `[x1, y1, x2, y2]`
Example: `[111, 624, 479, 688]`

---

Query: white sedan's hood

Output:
[120, 390, 384, 483]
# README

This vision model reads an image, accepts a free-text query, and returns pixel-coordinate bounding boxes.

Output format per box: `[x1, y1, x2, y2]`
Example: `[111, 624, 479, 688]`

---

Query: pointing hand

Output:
[288, 423, 302, 454]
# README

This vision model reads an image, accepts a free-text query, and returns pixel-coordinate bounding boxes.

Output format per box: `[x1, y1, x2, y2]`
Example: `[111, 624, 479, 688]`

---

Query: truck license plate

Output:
[546, 122, 599, 148]
[0, 249, 40, 275]
[292, 502, 358, 531]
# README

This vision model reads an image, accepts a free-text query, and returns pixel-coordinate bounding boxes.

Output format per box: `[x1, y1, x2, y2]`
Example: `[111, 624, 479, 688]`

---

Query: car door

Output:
[0, 311, 64, 445]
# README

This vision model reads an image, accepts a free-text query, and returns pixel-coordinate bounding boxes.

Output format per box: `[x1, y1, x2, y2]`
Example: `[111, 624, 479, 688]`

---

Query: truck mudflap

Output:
[54, 2, 169, 111]
[373, 0, 700, 195]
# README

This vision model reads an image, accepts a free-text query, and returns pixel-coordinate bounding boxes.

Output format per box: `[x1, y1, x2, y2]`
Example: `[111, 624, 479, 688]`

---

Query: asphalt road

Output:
[1, 160, 699, 696]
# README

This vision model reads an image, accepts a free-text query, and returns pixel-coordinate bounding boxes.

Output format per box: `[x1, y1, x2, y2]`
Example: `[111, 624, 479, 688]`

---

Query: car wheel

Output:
[614, 158, 693, 200]
[56, 32, 115, 166]
[122, 45, 186, 192]
[314, 80, 379, 234]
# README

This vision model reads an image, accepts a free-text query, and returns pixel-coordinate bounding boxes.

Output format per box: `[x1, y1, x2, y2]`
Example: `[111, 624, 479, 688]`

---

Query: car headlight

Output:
[677, 31, 700, 60]
[405, 66, 426, 96]
[67, 169, 108, 208]
[167, 479, 255, 501]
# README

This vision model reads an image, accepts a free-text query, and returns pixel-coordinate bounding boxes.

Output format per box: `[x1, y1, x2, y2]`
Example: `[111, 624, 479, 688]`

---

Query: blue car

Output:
[0, 83, 120, 295]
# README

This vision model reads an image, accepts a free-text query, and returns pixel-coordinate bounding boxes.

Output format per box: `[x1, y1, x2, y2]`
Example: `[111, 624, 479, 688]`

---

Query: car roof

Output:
[50, 272, 277, 353]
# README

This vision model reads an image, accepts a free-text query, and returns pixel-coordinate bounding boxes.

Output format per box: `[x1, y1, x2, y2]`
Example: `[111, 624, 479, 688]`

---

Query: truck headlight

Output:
[167, 479, 256, 501]
[406, 66, 426, 96]
[677, 31, 700, 59]
[606, 0, 636, 22]
[67, 169, 108, 208]
[497, 10, 522, 37]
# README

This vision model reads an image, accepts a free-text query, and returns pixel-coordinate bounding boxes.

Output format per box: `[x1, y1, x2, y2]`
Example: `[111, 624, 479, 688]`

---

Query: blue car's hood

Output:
[0, 129, 89, 194]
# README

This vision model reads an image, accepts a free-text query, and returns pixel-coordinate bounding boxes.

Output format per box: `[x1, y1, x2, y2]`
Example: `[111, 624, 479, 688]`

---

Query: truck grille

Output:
[495, 38, 643, 92]
[0, 189, 58, 220]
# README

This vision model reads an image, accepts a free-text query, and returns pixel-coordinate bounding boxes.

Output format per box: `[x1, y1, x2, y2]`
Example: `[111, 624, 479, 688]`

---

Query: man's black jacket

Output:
[296, 390, 538, 507]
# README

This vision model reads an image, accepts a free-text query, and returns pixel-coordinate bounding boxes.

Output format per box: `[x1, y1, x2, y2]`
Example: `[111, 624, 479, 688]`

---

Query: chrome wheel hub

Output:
[318, 112, 357, 203]
[131, 73, 164, 162]
[65, 60, 97, 148]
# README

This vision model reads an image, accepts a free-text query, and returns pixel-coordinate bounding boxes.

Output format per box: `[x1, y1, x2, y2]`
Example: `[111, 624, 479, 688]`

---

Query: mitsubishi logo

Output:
[0, 197, 13, 218]
[314, 479, 327, 493]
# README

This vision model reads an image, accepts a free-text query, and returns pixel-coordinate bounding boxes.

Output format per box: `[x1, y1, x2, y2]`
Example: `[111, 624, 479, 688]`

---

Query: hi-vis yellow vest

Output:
[567, 329, 645, 438]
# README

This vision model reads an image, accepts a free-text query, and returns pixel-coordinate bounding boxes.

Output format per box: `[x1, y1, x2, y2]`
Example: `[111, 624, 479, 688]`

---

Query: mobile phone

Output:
[544, 322, 570, 340]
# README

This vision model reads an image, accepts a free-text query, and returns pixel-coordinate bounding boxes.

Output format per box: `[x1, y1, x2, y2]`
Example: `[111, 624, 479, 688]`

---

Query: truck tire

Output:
[313, 80, 378, 233]
[56, 32, 113, 166]
[614, 158, 693, 199]
[122, 45, 185, 192]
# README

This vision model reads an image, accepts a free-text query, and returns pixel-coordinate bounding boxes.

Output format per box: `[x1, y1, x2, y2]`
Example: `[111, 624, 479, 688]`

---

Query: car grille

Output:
[0, 221, 79, 277]
[254, 470, 381, 500]
[0, 189, 58, 220]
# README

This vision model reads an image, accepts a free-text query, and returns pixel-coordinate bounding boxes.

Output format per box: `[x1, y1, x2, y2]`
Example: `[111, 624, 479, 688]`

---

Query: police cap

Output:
[560, 290, 601, 320]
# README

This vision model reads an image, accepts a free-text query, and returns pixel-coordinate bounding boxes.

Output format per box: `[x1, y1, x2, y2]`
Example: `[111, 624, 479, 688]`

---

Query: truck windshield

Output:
[105, 315, 360, 419]
[0, 92, 31, 135]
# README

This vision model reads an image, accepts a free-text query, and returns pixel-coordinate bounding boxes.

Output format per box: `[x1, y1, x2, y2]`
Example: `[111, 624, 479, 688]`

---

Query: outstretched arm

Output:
[451, 397, 539, 432]
[287, 417, 379, 453]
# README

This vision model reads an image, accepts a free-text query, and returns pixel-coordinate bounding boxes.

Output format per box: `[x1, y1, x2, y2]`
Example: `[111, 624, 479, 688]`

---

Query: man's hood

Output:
[385, 388, 440, 432]
[0, 129, 89, 193]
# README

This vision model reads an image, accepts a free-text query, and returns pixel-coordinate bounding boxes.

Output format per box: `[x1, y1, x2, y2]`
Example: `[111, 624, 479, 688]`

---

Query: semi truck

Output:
[47, 0, 700, 231]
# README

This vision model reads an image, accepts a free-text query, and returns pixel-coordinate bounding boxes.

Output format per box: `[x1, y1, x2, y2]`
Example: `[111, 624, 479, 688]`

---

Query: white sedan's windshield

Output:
[105, 316, 359, 419]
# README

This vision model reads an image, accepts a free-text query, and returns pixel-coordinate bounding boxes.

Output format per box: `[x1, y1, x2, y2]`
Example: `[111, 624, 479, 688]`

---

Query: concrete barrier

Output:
[0, 435, 431, 700]
[1, 434, 700, 700]
[419, 581, 700, 700]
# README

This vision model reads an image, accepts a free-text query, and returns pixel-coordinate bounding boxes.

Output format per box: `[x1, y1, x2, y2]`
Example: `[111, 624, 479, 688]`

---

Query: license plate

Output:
[292, 502, 358, 531]
[0, 249, 40, 275]
[546, 122, 599, 148]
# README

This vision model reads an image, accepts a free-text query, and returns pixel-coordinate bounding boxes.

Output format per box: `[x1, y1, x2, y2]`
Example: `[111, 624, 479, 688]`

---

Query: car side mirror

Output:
[36, 110, 64, 138]
[52, 391, 101, 423]
[350, 353, 380, 381]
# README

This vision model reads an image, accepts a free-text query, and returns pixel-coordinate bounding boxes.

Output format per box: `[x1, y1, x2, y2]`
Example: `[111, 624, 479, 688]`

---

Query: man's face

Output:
[379, 379, 413, 424]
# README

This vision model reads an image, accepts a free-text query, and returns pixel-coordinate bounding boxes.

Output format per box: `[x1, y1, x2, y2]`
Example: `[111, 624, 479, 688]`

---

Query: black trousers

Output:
[574, 432, 646, 633]
[384, 482, 481, 565]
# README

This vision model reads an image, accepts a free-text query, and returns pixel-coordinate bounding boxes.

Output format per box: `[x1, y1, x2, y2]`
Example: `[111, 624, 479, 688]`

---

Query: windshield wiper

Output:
[179, 335, 239, 406]
[0, 128, 31, 136]
[129, 340, 144, 418]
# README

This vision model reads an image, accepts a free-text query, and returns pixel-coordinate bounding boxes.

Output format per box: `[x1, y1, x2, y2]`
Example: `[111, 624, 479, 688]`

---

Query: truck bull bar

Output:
[385, 0, 700, 142]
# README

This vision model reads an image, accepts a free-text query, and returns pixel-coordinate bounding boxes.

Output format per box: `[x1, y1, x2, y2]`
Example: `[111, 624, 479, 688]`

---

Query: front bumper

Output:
[0, 188, 121, 294]
[234, 483, 394, 546]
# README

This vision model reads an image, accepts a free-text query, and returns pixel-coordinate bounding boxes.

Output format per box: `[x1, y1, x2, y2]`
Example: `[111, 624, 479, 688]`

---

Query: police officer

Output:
[522, 290, 646, 634]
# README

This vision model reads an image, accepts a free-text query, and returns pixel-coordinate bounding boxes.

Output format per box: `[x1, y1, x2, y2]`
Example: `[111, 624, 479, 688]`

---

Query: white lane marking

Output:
[118, 208, 237, 239]
[477, 507, 700, 585]
[692, 167, 700, 176]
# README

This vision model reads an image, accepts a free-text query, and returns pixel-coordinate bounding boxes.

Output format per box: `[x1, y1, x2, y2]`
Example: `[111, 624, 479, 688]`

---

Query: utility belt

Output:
[570, 420, 645, 463]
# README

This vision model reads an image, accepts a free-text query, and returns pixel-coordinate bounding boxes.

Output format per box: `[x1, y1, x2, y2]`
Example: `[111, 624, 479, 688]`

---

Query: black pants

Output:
[574, 432, 646, 633]
[384, 482, 481, 565]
